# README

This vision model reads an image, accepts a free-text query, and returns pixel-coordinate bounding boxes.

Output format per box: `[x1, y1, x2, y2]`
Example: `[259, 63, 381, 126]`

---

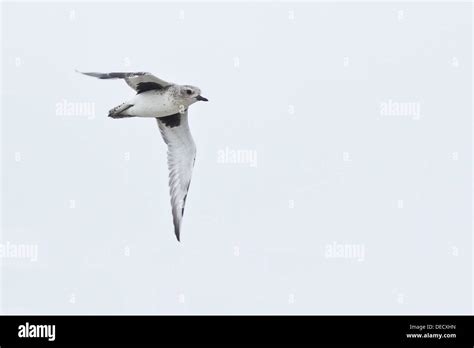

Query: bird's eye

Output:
[186, 89, 193, 95]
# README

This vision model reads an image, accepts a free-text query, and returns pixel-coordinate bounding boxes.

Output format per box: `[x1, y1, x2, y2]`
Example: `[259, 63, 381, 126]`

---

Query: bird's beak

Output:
[196, 95, 208, 102]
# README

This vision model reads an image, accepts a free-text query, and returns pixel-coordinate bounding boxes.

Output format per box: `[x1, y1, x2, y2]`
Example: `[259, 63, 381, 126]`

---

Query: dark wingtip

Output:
[174, 226, 181, 242]
[76, 70, 92, 77]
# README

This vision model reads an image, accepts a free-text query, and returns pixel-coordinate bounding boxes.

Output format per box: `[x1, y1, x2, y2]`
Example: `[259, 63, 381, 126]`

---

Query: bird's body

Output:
[118, 85, 190, 118]
[124, 88, 177, 118]
[78, 71, 208, 241]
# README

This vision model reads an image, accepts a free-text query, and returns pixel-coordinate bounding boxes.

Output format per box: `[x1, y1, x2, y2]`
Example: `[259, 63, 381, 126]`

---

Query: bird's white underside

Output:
[125, 90, 183, 118]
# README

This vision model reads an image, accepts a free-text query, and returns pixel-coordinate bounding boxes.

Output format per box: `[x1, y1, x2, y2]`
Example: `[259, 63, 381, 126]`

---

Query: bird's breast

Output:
[129, 91, 179, 118]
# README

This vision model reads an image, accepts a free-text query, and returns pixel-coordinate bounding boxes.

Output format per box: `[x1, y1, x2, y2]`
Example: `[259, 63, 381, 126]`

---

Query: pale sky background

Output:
[0, 1, 472, 314]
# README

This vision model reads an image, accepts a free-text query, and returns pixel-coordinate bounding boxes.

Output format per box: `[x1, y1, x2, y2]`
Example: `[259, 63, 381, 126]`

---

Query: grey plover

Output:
[79, 71, 208, 241]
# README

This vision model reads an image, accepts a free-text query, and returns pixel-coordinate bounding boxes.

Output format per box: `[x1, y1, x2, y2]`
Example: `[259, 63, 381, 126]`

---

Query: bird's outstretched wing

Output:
[157, 111, 196, 241]
[78, 71, 172, 93]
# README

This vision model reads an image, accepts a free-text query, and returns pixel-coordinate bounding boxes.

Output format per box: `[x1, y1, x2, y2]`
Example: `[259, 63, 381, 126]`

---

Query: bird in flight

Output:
[78, 71, 208, 241]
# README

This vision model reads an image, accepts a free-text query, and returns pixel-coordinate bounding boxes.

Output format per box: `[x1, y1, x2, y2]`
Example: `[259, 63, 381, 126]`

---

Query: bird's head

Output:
[177, 85, 208, 106]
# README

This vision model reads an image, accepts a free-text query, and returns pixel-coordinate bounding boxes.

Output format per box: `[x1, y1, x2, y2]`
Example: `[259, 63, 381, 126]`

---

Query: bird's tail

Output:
[108, 103, 134, 119]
